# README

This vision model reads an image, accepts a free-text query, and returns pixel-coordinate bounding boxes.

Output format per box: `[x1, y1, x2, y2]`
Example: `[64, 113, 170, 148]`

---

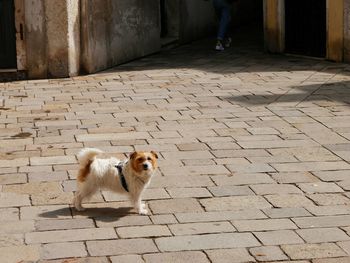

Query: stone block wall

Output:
[344, 0, 350, 62]
[80, 0, 161, 74]
[24, 0, 79, 78]
[21, 0, 249, 77]
[21, 0, 218, 77]
[24, 0, 47, 78]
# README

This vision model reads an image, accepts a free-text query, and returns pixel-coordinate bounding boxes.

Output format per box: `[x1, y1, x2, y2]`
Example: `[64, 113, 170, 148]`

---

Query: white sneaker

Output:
[215, 41, 224, 51]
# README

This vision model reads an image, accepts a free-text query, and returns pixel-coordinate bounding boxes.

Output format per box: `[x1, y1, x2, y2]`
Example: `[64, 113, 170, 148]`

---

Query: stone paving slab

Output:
[249, 246, 288, 261]
[205, 248, 256, 263]
[1, 37, 350, 262]
[143, 251, 209, 263]
[155, 233, 260, 252]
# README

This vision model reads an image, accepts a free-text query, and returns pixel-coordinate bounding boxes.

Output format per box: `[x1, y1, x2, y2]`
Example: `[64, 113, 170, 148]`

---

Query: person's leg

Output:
[213, 0, 231, 50]
[218, 4, 231, 41]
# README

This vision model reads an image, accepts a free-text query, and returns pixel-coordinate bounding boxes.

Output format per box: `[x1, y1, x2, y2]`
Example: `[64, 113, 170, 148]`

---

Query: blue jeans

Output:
[213, 0, 231, 40]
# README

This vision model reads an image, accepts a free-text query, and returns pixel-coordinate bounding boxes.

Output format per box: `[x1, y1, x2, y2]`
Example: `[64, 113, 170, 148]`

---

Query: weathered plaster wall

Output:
[81, 0, 160, 74]
[166, 0, 181, 39]
[22, 0, 259, 78]
[24, 0, 47, 78]
[179, 0, 216, 43]
[45, 0, 80, 77]
[344, 0, 350, 62]
[67, 0, 80, 76]
[24, 0, 79, 78]
[45, 0, 69, 77]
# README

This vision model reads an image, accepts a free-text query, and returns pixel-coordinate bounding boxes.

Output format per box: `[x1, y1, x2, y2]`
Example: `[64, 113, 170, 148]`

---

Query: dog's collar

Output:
[115, 162, 128, 192]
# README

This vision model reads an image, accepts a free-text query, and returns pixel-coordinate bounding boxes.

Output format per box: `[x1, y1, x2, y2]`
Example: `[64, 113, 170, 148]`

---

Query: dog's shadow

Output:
[39, 207, 133, 222]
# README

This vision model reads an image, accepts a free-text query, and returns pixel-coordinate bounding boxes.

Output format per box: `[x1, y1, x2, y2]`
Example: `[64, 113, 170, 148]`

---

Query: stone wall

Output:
[67, 0, 80, 76]
[24, 0, 47, 78]
[21, 0, 227, 77]
[24, 0, 79, 78]
[80, 0, 161, 74]
[164, 0, 181, 39]
[45, 0, 69, 77]
[19, 0, 350, 78]
[344, 0, 350, 62]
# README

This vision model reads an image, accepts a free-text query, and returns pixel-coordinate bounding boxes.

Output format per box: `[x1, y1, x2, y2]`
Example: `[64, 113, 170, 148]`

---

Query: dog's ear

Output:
[130, 152, 137, 159]
[151, 151, 158, 159]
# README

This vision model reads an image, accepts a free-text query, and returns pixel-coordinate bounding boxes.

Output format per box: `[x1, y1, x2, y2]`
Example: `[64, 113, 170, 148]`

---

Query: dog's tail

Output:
[77, 148, 103, 182]
[77, 148, 103, 167]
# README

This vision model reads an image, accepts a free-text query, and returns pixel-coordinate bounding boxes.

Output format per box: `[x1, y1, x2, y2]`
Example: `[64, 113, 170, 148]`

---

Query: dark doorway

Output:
[285, 0, 326, 58]
[231, 0, 264, 47]
[0, 0, 17, 69]
[160, 0, 179, 47]
[160, 0, 168, 38]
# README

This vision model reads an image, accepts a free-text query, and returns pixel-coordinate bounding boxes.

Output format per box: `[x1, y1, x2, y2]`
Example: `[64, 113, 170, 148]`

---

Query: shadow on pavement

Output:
[39, 207, 72, 219]
[74, 207, 132, 222]
[226, 81, 350, 106]
[39, 206, 132, 222]
[102, 26, 350, 77]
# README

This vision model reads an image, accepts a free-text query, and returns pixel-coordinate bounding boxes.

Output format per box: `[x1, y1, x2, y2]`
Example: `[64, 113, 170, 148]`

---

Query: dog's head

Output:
[129, 151, 158, 177]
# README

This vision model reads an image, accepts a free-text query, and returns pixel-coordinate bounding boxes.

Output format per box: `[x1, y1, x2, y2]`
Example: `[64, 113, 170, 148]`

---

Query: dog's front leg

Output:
[133, 193, 148, 215]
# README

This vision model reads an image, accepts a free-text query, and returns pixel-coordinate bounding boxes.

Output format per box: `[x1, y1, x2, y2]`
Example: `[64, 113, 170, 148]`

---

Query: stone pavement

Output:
[1, 36, 350, 263]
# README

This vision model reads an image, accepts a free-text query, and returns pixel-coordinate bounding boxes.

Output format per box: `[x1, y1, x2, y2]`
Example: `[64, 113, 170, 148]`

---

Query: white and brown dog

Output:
[73, 148, 158, 215]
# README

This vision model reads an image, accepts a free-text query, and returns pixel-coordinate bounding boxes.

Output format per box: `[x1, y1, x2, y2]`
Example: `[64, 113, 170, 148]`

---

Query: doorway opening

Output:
[285, 0, 326, 58]
[0, 0, 17, 69]
[231, 0, 264, 47]
[160, 0, 180, 47]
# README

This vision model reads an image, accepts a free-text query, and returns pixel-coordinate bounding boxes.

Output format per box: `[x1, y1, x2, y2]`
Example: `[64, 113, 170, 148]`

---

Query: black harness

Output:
[115, 163, 128, 192]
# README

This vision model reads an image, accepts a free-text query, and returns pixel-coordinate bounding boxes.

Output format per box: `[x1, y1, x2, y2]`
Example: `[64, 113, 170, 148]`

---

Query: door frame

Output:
[0, 0, 26, 71]
[14, 0, 26, 70]
[263, 0, 344, 62]
[263, 0, 285, 53]
[327, 0, 344, 62]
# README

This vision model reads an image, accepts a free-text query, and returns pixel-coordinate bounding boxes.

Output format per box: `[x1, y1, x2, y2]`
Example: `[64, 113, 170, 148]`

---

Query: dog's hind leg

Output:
[73, 191, 85, 211]
[73, 183, 97, 211]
